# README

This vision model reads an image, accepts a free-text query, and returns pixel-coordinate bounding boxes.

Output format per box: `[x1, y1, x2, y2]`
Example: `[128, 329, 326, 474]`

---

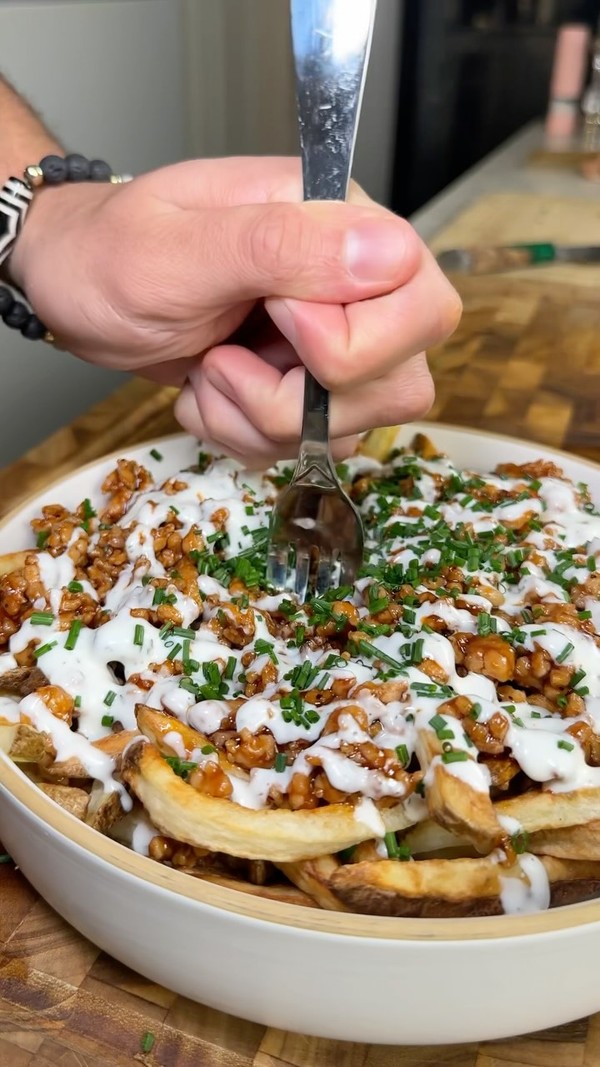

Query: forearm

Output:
[0, 76, 62, 184]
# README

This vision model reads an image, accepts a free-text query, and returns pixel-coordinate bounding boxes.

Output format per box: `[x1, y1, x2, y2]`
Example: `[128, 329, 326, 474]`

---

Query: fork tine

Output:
[292, 549, 311, 602]
[313, 553, 333, 598]
[266, 543, 289, 592]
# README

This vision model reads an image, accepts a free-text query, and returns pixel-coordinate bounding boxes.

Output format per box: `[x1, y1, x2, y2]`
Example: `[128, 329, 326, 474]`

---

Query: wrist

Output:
[8, 179, 116, 293]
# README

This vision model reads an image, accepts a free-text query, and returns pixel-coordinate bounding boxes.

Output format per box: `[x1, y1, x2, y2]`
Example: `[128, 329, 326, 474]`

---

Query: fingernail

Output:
[268, 298, 299, 349]
[344, 220, 408, 282]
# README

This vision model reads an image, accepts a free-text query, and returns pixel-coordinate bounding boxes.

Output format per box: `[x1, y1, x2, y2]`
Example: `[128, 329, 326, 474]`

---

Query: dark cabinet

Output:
[391, 0, 599, 216]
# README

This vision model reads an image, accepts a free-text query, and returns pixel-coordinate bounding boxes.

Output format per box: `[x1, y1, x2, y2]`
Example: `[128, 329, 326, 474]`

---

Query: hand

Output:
[10, 156, 461, 463]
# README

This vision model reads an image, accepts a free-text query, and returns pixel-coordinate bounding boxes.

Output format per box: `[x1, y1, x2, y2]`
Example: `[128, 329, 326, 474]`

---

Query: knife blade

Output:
[436, 243, 600, 275]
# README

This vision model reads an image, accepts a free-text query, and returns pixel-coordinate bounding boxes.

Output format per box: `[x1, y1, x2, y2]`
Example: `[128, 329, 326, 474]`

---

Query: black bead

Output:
[3, 300, 29, 328]
[40, 154, 68, 184]
[89, 159, 112, 181]
[21, 314, 47, 340]
[0, 286, 14, 315]
[65, 153, 90, 182]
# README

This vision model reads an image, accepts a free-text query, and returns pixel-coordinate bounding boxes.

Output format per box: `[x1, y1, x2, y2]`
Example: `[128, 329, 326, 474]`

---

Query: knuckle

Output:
[382, 357, 435, 424]
[246, 205, 307, 283]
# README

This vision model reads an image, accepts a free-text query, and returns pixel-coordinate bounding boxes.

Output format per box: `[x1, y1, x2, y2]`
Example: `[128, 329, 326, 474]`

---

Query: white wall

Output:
[185, 0, 403, 204]
[0, 0, 188, 466]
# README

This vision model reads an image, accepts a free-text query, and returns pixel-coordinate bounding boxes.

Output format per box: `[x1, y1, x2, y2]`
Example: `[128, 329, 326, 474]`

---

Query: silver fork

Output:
[266, 0, 376, 602]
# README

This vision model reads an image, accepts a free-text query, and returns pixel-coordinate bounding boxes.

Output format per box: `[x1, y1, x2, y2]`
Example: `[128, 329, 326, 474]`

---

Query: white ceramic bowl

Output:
[2, 423, 600, 1046]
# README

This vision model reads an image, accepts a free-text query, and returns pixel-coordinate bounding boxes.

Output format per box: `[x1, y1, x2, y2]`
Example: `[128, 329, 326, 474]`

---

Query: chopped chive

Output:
[36, 530, 49, 549]
[67, 580, 83, 593]
[33, 640, 57, 659]
[384, 831, 399, 859]
[200, 744, 216, 755]
[428, 714, 447, 735]
[441, 750, 469, 764]
[274, 752, 287, 773]
[141, 1031, 155, 1053]
[555, 642, 574, 664]
[578, 610, 592, 621]
[0, 853, 13, 864]
[103, 690, 116, 707]
[224, 656, 236, 680]
[82, 498, 96, 520]
[557, 739, 575, 752]
[254, 638, 278, 664]
[587, 556, 596, 572]
[30, 611, 54, 626]
[74, 695, 81, 709]
[133, 624, 144, 647]
[469, 703, 482, 720]
[172, 626, 196, 640]
[570, 668, 586, 689]
[150, 448, 163, 461]
[574, 685, 590, 697]
[65, 619, 82, 651]
[167, 642, 182, 661]
[510, 830, 529, 855]
[395, 743, 409, 766]
[101, 714, 114, 727]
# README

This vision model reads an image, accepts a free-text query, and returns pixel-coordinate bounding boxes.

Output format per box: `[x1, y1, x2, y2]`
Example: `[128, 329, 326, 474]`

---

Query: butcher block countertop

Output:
[1, 177, 600, 1065]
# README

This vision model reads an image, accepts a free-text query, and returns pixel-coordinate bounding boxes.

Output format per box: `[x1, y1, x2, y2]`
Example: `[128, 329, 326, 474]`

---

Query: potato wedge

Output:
[358, 426, 399, 460]
[0, 550, 30, 577]
[425, 761, 507, 854]
[416, 725, 507, 855]
[122, 740, 418, 863]
[0, 666, 48, 698]
[43, 729, 139, 779]
[496, 789, 600, 834]
[329, 854, 600, 917]
[38, 783, 90, 820]
[136, 704, 246, 779]
[529, 821, 600, 861]
[190, 868, 320, 908]
[277, 855, 349, 912]
[0, 722, 52, 763]
[85, 781, 125, 833]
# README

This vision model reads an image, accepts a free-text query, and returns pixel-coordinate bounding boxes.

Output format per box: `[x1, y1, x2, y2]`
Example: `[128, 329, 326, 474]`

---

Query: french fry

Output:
[121, 740, 418, 863]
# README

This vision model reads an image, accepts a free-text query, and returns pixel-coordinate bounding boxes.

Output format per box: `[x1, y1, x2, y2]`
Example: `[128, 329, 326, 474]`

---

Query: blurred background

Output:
[0, 0, 598, 465]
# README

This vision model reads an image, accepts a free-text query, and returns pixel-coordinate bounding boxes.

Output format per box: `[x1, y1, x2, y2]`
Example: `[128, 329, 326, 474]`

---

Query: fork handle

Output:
[291, 0, 376, 463]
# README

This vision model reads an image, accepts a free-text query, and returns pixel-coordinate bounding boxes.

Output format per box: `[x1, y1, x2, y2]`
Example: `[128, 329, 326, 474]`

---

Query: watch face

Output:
[0, 178, 32, 266]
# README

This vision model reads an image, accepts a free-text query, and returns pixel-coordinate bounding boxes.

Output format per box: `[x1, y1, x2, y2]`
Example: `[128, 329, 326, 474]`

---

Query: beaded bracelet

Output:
[0, 153, 130, 344]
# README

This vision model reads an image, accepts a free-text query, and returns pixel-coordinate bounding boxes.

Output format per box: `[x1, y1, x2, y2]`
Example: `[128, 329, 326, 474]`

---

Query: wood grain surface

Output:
[1, 191, 600, 1065]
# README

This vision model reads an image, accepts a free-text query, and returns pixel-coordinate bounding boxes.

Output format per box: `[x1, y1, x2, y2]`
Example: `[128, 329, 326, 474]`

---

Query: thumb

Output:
[176, 200, 420, 306]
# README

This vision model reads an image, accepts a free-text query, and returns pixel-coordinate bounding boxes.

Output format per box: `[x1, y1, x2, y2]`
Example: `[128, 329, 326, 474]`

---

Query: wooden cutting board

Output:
[2, 191, 600, 1066]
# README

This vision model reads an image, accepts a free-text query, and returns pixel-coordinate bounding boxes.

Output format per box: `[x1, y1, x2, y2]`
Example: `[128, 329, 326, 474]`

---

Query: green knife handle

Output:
[512, 242, 556, 263]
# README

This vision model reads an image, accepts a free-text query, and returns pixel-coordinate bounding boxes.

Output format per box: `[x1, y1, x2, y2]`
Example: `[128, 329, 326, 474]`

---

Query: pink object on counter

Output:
[545, 23, 591, 140]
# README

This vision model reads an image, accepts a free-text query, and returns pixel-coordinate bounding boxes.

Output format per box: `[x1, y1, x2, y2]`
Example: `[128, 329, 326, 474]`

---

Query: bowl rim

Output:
[3, 420, 600, 944]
